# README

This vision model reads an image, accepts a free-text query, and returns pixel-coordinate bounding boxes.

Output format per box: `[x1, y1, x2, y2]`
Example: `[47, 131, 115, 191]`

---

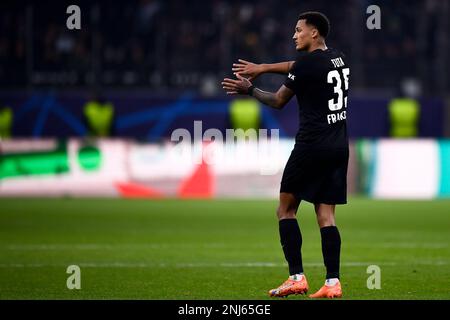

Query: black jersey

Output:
[284, 48, 350, 149]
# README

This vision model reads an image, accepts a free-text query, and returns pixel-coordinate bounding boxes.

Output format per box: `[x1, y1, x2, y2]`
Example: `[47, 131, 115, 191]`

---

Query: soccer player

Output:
[222, 12, 349, 299]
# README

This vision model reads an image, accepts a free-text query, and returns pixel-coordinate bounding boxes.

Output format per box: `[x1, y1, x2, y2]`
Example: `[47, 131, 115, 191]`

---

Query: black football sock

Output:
[320, 226, 341, 279]
[279, 218, 303, 276]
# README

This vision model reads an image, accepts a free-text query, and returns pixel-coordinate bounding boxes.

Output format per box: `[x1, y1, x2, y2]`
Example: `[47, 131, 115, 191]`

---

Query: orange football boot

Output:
[269, 275, 309, 297]
[309, 280, 342, 299]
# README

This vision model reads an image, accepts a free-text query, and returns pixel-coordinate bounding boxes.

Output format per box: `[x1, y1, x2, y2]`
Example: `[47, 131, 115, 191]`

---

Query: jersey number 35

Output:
[327, 68, 350, 111]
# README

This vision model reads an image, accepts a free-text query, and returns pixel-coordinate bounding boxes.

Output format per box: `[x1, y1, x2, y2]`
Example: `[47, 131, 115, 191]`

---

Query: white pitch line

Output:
[2, 243, 251, 250]
[0, 261, 449, 268]
[374, 243, 449, 249]
[2, 242, 448, 250]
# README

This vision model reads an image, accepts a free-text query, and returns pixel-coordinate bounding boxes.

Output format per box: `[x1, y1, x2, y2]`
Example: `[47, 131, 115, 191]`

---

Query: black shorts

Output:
[280, 145, 349, 204]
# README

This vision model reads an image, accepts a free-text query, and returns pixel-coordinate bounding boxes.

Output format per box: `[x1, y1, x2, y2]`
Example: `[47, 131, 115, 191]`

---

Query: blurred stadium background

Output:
[1, 0, 450, 299]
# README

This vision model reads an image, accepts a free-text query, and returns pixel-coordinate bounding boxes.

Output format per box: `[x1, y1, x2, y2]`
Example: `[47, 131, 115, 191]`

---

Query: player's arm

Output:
[222, 74, 294, 109]
[232, 59, 295, 80]
[251, 85, 294, 109]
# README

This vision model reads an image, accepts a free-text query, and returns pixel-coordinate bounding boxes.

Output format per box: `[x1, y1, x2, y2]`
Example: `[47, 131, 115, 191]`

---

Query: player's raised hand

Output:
[222, 73, 253, 95]
[232, 59, 262, 81]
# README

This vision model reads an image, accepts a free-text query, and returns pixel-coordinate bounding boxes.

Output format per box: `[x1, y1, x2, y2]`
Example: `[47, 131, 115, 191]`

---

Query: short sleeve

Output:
[283, 57, 309, 91]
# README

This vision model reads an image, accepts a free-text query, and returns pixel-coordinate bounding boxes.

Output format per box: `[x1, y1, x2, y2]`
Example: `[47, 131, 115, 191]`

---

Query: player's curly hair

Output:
[298, 11, 330, 38]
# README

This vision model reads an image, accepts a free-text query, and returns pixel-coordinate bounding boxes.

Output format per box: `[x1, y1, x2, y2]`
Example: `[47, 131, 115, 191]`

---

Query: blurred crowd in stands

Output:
[0, 0, 448, 95]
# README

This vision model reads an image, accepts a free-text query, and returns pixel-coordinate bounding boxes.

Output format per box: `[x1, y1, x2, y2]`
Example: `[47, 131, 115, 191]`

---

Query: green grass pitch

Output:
[0, 197, 449, 300]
